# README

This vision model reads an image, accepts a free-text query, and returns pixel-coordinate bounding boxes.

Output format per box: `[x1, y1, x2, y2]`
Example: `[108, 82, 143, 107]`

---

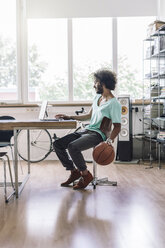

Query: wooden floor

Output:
[0, 160, 165, 248]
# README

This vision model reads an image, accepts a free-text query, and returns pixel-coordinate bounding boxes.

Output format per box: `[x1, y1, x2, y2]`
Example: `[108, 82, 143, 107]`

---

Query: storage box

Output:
[147, 20, 165, 37]
[144, 104, 163, 118]
[153, 117, 165, 129]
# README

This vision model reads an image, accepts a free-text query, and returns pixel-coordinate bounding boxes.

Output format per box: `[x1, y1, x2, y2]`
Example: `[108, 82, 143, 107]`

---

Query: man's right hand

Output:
[55, 114, 71, 120]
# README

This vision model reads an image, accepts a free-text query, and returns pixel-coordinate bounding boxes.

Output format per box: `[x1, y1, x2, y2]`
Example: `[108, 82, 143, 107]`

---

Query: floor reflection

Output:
[52, 190, 114, 248]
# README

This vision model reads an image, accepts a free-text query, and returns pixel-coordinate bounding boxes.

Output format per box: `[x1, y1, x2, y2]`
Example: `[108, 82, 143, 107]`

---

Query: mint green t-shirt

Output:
[85, 94, 121, 141]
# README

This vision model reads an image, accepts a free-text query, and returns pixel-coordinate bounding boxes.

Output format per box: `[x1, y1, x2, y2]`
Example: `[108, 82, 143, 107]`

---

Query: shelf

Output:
[143, 136, 158, 142]
[143, 27, 165, 165]
[144, 54, 165, 60]
[157, 138, 165, 144]
[144, 38, 154, 41]
[143, 136, 165, 144]
[151, 96, 165, 100]
[150, 28, 165, 37]
[144, 29, 165, 39]
[144, 48, 165, 60]
[143, 117, 152, 120]
[160, 49, 165, 54]
[144, 74, 165, 80]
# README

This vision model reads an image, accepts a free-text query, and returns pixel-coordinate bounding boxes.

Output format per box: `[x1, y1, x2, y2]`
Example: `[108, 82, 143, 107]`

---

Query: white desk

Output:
[0, 120, 77, 198]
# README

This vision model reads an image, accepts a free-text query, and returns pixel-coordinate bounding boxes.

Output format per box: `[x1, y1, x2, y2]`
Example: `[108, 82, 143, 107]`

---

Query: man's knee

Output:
[68, 142, 78, 153]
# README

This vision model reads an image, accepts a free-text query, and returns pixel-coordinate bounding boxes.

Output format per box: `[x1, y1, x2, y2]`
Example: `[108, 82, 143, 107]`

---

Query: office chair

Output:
[0, 116, 16, 202]
[0, 116, 15, 161]
[92, 159, 117, 189]
[92, 117, 117, 189]
[73, 111, 118, 189]
[0, 152, 15, 202]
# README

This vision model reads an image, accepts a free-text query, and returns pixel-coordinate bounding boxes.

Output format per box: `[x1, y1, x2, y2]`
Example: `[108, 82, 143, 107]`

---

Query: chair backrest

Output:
[0, 116, 15, 144]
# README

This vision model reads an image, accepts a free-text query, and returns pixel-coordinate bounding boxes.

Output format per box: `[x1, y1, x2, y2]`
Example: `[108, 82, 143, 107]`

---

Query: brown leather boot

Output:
[61, 169, 81, 187]
[73, 171, 93, 190]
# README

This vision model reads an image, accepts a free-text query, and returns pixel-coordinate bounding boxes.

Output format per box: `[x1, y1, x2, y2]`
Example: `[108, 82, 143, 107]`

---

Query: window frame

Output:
[17, 0, 28, 104]
[0, 0, 22, 103]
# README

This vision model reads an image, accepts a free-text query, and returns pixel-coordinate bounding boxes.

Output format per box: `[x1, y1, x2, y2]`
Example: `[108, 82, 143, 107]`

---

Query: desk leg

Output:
[14, 129, 31, 198]
[27, 129, 30, 174]
[158, 142, 161, 169]
[14, 129, 18, 198]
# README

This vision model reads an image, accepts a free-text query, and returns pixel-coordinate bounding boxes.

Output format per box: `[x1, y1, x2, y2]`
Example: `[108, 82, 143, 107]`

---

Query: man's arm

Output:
[55, 108, 92, 121]
[108, 123, 121, 143]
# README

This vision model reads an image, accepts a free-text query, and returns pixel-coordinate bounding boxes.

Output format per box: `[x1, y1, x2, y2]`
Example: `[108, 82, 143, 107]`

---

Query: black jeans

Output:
[53, 130, 103, 171]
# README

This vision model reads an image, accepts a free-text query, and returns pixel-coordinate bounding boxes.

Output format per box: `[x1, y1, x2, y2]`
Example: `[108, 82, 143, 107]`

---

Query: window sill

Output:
[0, 102, 93, 108]
[0, 99, 150, 108]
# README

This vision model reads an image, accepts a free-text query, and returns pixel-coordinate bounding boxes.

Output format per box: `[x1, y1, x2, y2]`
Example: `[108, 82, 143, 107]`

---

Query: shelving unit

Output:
[143, 24, 165, 168]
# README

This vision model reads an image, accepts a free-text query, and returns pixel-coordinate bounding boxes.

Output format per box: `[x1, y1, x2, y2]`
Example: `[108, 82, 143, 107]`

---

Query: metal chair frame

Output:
[0, 116, 16, 202]
[0, 152, 15, 202]
[0, 116, 15, 153]
[92, 150, 117, 189]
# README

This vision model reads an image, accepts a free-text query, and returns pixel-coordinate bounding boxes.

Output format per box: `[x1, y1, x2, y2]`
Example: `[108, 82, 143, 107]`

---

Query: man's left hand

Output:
[106, 138, 114, 145]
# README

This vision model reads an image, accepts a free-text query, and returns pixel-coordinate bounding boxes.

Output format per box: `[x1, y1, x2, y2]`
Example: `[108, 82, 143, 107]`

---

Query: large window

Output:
[27, 17, 155, 103]
[72, 18, 112, 101]
[0, 4, 156, 103]
[0, 0, 17, 101]
[28, 19, 68, 102]
[117, 17, 155, 100]
[28, 18, 112, 102]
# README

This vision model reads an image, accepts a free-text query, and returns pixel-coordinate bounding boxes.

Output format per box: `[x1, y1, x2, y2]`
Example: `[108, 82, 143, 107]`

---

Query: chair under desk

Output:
[0, 119, 77, 199]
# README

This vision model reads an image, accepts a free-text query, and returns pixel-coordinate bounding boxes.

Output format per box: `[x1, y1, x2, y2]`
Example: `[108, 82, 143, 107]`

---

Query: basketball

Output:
[92, 142, 115, 166]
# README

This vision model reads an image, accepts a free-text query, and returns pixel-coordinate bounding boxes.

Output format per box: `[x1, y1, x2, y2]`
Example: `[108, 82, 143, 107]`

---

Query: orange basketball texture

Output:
[92, 142, 115, 165]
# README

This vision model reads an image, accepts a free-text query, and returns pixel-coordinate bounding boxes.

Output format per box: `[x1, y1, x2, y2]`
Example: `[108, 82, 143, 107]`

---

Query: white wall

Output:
[158, 0, 165, 21]
[26, 0, 157, 18]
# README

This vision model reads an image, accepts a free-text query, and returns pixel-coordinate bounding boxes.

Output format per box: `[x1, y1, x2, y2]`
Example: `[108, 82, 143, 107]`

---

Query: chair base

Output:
[92, 177, 117, 189]
[92, 158, 117, 189]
